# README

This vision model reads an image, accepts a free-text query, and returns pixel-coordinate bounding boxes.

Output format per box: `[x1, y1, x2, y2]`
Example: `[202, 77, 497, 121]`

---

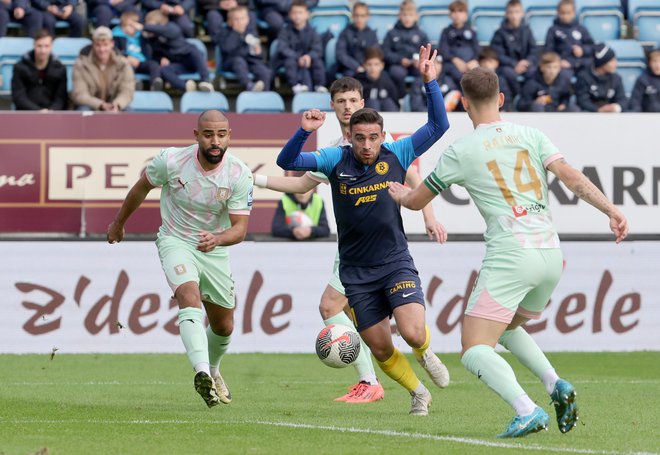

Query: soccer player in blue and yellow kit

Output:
[390, 67, 628, 436]
[277, 44, 451, 416]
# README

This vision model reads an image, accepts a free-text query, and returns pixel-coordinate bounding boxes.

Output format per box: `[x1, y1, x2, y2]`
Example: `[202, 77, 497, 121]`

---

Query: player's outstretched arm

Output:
[107, 174, 155, 243]
[276, 109, 327, 171]
[253, 173, 320, 193]
[547, 158, 628, 243]
[389, 181, 436, 212]
[404, 168, 447, 243]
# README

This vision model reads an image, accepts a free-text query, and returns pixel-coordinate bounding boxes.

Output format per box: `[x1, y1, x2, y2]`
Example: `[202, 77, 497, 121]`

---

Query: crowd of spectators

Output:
[2, 0, 659, 112]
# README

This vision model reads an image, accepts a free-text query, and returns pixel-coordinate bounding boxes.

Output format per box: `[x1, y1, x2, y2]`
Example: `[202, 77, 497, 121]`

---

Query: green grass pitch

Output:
[0, 351, 658, 455]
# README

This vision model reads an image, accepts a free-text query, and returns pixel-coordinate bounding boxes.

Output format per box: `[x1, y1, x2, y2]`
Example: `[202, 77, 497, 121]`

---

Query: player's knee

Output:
[401, 326, 427, 349]
[209, 318, 233, 337]
[318, 287, 347, 319]
[174, 283, 201, 309]
[369, 344, 394, 362]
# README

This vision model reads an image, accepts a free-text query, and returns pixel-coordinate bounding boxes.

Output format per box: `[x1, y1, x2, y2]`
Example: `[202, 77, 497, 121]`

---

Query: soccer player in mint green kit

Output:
[389, 67, 628, 436]
[107, 110, 253, 408]
[255, 76, 448, 404]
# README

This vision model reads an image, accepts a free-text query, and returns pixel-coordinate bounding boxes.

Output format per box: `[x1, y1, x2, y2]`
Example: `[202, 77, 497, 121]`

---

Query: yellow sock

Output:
[412, 325, 430, 359]
[377, 349, 420, 392]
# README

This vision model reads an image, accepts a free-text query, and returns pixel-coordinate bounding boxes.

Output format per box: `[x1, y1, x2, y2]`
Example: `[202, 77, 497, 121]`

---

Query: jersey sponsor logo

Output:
[348, 181, 390, 195]
[355, 194, 377, 206]
[174, 264, 187, 275]
[512, 205, 528, 217]
[513, 202, 547, 217]
[402, 291, 416, 298]
[339, 172, 355, 178]
[389, 280, 417, 295]
[375, 161, 389, 175]
[217, 187, 232, 201]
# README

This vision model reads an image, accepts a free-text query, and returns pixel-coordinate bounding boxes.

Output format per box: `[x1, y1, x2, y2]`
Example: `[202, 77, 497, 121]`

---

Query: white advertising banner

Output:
[1, 241, 657, 354]
[316, 113, 660, 235]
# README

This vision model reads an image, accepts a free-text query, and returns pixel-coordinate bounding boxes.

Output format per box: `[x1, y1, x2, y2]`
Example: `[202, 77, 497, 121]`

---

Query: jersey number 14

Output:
[486, 150, 543, 206]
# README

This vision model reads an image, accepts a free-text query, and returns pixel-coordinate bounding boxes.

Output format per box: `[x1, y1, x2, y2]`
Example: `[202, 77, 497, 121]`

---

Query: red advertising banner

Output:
[0, 113, 307, 234]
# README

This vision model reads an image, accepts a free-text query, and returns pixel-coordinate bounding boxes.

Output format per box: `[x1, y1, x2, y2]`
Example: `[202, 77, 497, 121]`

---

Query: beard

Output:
[201, 145, 227, 164]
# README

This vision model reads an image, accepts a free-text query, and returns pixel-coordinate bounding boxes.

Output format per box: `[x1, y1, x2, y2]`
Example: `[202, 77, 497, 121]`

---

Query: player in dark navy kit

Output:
[277, 44, 451, 416]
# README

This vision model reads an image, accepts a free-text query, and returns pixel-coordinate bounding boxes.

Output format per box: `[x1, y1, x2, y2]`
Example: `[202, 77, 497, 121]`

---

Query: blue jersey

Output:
[315, 140, 417, 267]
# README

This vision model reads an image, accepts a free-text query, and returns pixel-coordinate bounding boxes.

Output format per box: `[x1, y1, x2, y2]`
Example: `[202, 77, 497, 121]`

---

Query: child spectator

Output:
[478, 46, 514, 111]
[490, 0, 537, 97]
[39, 0, 85, 37]
[335, 2, 379, 78]
[544, 0, 595, 78]
[87, 0, 137, 29]
[141, 0, 194, 37]
[356, 47, 399, 112]
[382, 0, 429, 99]
[11, 29, 67, 110]
[198, 0, 257, 46]
[518, 51, 574, 112]
[71, 26, 135, 111]
[272, 0, 326, 94]
[575, 42, 627, 113]
[254, 0, 318, 41]
[439, 0, 479, 88]
[4, 1, 45, 38]
[141, 10, 214, 92]
[629, 49, 660, 113]
[216, 5, 272, 92]
[409, 54, 461, 112]
[113, 11, 164, 91]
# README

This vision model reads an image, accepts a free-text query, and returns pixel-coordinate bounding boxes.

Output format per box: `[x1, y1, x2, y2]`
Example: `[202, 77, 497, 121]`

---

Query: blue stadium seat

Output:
[524, 0, 558, 45]
[52, 37, 92, 65]
[367, 0, 402, 10]
[468, 0, 507, 45]
[180, 91, 229, 113]
[312, 0, 350, 11]
[575, 0, 623, 41]
[0, 64, 13, 97]
[416, 0, 451, 12]
[419, 11, 452, 44]
[628, 0, 660, 45]
[310, 10, 350, 39]
[617, 66, 644, 98]
[291, 91, 332, 113]
[605, 39, 647, 98]
[325, 36, 337, 74]
[0, 37, 34, 65]
[128, 91, 174, 112]
[368, 10, 398, 43]
[236, 91, 285, 113]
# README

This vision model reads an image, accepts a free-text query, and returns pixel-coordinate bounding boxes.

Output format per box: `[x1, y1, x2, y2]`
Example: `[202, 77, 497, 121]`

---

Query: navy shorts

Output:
[340, 258, 425, 332]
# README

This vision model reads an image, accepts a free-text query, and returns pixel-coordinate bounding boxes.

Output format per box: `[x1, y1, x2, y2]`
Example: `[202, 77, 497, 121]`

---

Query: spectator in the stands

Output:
[198, 0, 257, 46]
[1, 0, 44, 37]
[356, 47, 399, 112]
[272, 0, 326, 94]
[141, 0, 194, 37]
[38, 0, 85, 37]
[87, 0, 137, 29]
[71, 26, 135, 111]
[518, 51, 575, 112]
[112, 11, 164, 91]
[575, 42, 627, 113]
[439, 0, 479, 89]
[544, 0, 595, 79]
[141, 9, 214, 92]
[629, 48, 660, 113]
[478, 46, 514, 111]
[271, 174, 330, 241]
[254, 0, 318, 41]
[490, 0, 537, 98]
[216, 5, 272, 92]
[11, 29, 67, 110]
[409, 54, 461, 112]
[382, 0, 429, 99]
[334, 2, 379, 78]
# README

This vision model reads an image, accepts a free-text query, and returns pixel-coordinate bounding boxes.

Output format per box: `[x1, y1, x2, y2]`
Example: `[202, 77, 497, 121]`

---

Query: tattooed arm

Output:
[547, 158, 628, 243]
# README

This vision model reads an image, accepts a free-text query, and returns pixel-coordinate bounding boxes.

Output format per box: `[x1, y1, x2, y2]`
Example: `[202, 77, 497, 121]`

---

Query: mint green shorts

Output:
[327, 250, 346, 295]
[156, 235, 235, 309]
[465, 248, 563, 324]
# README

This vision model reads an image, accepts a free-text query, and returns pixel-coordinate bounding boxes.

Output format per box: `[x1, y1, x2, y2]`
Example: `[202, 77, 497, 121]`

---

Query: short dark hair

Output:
[478, 46, 499, 62]
[363, 47, 384, 63]
[448, 1, 467, 13]
[648, 48, 660, 62]
[540, 51, 561, 65]
[290, 0, 308, 12]
[506, 0, 522, 9]
[460, 67, 500, 104]
[330, 77, 363, 101]
[34, 29, 53, 41]
[349, 108, 383, 131]
[557, 0, 575, 11]
[352, 2, 368, 13]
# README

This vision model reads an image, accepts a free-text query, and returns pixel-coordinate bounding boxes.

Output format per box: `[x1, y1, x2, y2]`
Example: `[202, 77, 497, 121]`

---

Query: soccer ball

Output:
[286, 210, 313, 228]
[315, 324, 361, 368]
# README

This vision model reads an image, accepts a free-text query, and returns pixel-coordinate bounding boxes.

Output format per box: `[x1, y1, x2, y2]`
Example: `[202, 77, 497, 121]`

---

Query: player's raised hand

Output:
[609, 209, 629, 244]
[197, 230, 219, 252]
[388, 181, 410, 204]
[417, 43, 438, 83]
[301, 109, 326, 133]
[107, 220, 125, 244]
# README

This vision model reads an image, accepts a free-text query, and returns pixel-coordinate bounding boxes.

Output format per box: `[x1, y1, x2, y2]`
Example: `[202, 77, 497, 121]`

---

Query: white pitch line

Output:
[1, 418, 657, 455]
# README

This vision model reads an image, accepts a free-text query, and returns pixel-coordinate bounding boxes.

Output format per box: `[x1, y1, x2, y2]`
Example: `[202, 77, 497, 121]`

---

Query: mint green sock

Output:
[324, 312, 377, 383]
[177, 307, 209, 370]
[207, 326, 231, 374]
[461, 344, 526, 406]
[499, 327, 556, 393]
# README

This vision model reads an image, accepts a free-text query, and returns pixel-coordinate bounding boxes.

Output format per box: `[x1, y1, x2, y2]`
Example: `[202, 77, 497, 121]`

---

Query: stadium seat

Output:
[310, 10, 350, 39]
[128, 91, 174, 112]
[0, 64, 13, 97]
[419, 11, 452, 44]
[178, 38, 214, 82]
[235, 91, 285, 113]
[180, 91, 230, 113]
[325, 36, 338, 77]
[605, 39, 647, 98]
[468, 0, 508, 45]
[311, 0, 350, 11]
[291, 91, 332, 113]
[575, 0, 623, 41]
[617, 66, 644, 98]
[52, 37, 92, 65]
[367, 0, 403, 10]
[0, 37, 34, 65]
[368, 10, 398, 43]
[524, 0, 558, 45]
[628, 0, 660, 46]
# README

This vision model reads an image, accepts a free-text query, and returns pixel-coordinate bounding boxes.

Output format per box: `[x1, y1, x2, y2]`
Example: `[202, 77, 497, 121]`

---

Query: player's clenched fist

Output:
[107, 220, 125, 244]
[197, 230, 220, 252]
[301, 109, 326, 132]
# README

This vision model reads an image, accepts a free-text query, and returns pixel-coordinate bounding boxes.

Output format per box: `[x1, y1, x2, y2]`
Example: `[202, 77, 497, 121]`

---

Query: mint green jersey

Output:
[146, 145, 253, 246]
[425, 121, 564, 252]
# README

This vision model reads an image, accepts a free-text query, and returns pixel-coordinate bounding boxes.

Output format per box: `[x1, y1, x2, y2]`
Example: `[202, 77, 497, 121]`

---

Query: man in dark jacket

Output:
[11, 29, 68, 111]
[629, 48, 660, 113]
[575, 42, 627, 113]
[544, 0, 595, 78]
[335, 2, 379, 78]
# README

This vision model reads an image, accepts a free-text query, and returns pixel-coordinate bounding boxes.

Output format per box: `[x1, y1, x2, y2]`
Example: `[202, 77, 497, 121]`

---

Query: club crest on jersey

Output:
[375, 161, 389, 175]
[512, 205, 528, 217]
[340, 183, 347, 194]
[217, 187, 232, 201]
[174, 264, 187, 275]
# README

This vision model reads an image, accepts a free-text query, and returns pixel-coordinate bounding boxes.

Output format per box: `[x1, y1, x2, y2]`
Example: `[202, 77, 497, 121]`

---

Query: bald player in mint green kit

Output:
[108, 110, 253, 408]
[390, 67, 628, 437]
